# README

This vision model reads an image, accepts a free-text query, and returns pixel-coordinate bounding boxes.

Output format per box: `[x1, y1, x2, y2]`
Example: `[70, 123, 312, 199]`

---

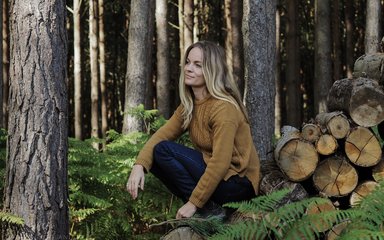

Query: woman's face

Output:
[184, 47, 206, 89]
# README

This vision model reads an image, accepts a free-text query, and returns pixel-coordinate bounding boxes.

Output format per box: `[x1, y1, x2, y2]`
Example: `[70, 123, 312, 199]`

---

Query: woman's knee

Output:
[153, 140, 172, 155]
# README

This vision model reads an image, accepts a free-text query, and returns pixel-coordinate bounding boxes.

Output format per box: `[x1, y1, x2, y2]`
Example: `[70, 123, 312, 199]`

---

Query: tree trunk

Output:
[156, 0, 171, 118]
[122, 0, 155, 133]
[274, 127, 319, 181]
[313, 156, 358, 197]
[331, 0, 341, 81]
[285, 0, 302, 128]
[89, 0, 99, 144]
[364, 0, 382, 53]
[183, 0, 193, 49]
[231, 0, 244, 97]
[0, 0, 2, 128]
[224, 0, 233, 76]
[315, 111, 350, 139]
[73, 0, 83, 140]
[344, 0, 354, 79]
[353, 53, 384, 85]
[4, 0, 69, 238]
[345, 126, 382, 167]
[275, 8, 282, 138]
[327, 77, 384, 127]
[99, 0, 108, 142]
[314, 0, 332, 114]
[243, 0, 276, 162]
[2, 0, 9, 129]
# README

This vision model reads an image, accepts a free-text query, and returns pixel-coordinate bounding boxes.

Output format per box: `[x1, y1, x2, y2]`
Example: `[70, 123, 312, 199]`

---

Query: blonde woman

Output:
[127, 41, 261, 219]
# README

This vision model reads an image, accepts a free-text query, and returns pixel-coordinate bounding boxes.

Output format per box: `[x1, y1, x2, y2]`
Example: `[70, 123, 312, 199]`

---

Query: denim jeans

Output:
[150, 140, 255, 207]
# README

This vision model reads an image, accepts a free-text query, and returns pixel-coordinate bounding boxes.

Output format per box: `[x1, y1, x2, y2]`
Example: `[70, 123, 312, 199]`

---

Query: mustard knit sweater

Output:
[135, 96, 261, 208]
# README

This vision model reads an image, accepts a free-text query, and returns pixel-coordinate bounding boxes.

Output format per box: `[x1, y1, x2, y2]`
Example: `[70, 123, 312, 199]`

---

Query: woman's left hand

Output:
[176, 201, 197, 219]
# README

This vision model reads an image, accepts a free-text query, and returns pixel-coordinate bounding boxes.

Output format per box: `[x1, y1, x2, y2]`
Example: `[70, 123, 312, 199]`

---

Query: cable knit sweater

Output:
[135, 95, 261, 208]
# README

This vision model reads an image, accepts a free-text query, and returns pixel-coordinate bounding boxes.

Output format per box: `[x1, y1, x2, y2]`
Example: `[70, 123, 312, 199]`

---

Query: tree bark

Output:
[2, 0, 9, 129]
[353, 53, 384, 85]
[344, 0, 354, 79]
[73, 0, 83, 140]
[89, 0, 99, 143]
[183, 0, 193, 49]
[123, 0, 155, 133]
[243, 0, 276, 162]
[99, 0, 108, 142]
[231, 0, 244, 97]
[156, 0, 171, 118]
[4, 0, 69, 238]
[364, 0, 382, 53]
[275, 8, 282, 138]
[327, 77, 384, 127]
[285, 0, 302, 128]
[314, 0, 332, 114]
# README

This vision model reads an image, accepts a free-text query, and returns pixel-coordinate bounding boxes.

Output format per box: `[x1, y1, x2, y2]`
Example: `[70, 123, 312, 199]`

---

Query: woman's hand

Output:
[176, 201, 197, 219]
[127, 165, 145, 199]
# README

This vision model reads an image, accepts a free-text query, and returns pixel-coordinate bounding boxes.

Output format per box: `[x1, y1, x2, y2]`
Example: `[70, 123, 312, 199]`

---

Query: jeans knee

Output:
[153, 140, 172, 158]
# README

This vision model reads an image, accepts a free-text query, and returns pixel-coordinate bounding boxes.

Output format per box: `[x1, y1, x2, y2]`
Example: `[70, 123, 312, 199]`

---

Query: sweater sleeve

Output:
[135, 105, 185, 171]
[189, 102, 240, 208]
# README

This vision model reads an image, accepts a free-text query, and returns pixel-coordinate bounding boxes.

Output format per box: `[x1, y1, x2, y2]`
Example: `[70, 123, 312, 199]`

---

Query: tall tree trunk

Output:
[0, 0, 3, 128]
[224, 0, 233, 77]
[156, 0, 171, 118]
[122, 0, 155, 133]
[89, 0, 99, 143]
[183, 0, 193, 49]
[365, 0, 382, 53]
[332, 0, 341, 81]
[231, 0, 244, 97]
[314, 0, 332, 114]
[243, 0, 276, 162]
[285, 0, 301, 128]
[4, 0, 69, 238]
[73, 0, 83, 140]
[2, 0, 8, 129]
[344, 0, 354, 79]
[99, 0, 107, 142]
[178, 0, 184, 58]
[275, 7, 282, 138]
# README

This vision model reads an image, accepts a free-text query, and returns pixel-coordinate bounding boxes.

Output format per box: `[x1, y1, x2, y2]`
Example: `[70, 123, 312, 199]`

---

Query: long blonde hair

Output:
[179, 41, 248, 129]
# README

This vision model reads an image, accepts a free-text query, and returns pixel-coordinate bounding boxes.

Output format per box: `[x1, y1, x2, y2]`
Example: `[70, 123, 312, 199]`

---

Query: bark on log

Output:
[327, 77, 384, 127]
[306, 198, 336, 233]
[345, 126, 382, 167]
[315, 134, 338, 155]
[313, 156, 358, 197]
[274, 128, 319, 181]
[315, 112, 350, 139]
[353, 53, 384, 86]
[301, 123, 321, 143]
[349, 180, 378, 207]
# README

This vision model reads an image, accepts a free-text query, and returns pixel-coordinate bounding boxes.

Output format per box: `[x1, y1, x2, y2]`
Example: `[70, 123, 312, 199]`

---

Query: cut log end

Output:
[350, 180, 378, 207]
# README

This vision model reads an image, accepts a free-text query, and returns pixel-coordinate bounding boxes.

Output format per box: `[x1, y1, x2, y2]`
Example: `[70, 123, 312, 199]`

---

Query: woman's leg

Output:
[211, 175, 256, 205]
[150, 141, 206, 202]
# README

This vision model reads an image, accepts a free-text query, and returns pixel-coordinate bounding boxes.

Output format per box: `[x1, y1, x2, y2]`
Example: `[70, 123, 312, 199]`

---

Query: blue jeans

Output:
[150, 141, 255, 207]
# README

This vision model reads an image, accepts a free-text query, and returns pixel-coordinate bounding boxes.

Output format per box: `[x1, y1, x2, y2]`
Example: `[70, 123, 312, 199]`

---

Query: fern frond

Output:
[70, 208, 99, 222]
[0, 211, 24, 225]
[338, 229, 384, 240]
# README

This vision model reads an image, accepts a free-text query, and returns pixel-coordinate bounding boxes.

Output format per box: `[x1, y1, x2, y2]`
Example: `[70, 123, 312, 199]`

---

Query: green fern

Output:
[0, 211, 24, 225]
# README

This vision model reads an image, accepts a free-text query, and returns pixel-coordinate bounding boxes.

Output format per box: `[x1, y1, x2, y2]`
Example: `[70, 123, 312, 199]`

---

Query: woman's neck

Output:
[192, 86, 209, 100]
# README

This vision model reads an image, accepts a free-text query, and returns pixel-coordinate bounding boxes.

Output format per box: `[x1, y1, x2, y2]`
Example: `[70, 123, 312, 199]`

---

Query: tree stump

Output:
[350, 180, 378, 207]
[274, 128, 319, 182]
[301, 123, 321, 143]
[313, 156, 358, 197]
[327, 77, 384, 127]
[315, 111, 350, 139]
[345, 126, 382, 167]
[353, 53, 384, 86]
[315, 134, 338, 155]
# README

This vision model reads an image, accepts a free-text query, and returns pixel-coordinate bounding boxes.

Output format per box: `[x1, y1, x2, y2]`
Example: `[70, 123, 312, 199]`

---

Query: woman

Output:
[127, 41, 261, 219]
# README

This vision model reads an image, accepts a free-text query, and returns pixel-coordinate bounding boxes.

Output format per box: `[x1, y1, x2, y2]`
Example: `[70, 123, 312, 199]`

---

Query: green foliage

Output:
[0, 211, 24, 225]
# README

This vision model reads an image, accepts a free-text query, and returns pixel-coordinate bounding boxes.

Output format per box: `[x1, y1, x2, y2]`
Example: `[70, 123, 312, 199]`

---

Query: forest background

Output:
[0, 0, 382, 239]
